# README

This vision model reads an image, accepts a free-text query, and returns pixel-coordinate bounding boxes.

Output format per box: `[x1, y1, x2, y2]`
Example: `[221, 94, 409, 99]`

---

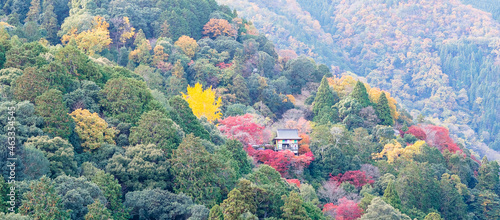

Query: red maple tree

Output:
[330, 170, 375, 189]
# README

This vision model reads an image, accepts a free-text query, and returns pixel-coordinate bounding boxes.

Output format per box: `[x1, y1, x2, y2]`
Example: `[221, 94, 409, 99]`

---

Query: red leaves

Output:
[216, 62, 233, 69]
[422, 125, 461, 153]
[323, 198, 362, 220]
[286, 179, 301, 188]
[335, 198, 363, 220]
[245, 148, 315, 176]
[330, 170, 374, 189]
[405, 125, 426, 140]
[218, 114, 271, 146]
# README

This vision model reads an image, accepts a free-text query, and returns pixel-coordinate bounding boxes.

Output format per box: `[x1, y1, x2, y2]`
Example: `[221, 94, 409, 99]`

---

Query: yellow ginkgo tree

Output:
[69, 108, 118, 151]
[182, 82, 222, 122]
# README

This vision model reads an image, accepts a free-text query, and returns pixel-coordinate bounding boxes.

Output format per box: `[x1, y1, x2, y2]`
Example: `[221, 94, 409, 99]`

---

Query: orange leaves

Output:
[174, 35, 198, 58]
[182, 82, 222, 122]
[202, 18, 237, 39]
[61, 16, 112, 56]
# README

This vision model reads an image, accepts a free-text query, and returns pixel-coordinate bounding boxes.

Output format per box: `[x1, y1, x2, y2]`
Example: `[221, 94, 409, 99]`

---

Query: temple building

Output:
[273, 129, 301, 155]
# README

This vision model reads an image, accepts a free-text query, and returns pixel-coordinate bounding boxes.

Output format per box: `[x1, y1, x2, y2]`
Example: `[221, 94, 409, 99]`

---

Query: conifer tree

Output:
[84, 200, 113, 220]
[476, 156, 500, 192]
[25, 0, 40, 23]
[376, 92, 393, 126]
[383, 180, 401, 210]
[351, 81, 371, 107]
[19, 176, 70, 219]
[313, 76, 338, 124]
[221, 189, 250, 220]
[281, 191, 310, 220]
[168, 96, 210, 140]
[232, 74, 250, 105]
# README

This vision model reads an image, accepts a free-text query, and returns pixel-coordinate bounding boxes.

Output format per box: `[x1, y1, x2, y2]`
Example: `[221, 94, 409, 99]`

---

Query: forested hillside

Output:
[217, 0, 500, 160]
[0, 0, 499, 220]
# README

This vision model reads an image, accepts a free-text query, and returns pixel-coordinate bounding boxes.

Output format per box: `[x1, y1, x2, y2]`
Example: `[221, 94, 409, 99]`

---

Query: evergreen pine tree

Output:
[376, 92, 393, 126]
[382, 180, 401, 210]
[281, 191, 311, 220]
[208, 205, 224, 220]
[41, 0, 58, 44]
[232, 74, 250, 105]
[351, 80, 371, 107]
[25, 0, 40, 23]
[312, 76, 338, 124]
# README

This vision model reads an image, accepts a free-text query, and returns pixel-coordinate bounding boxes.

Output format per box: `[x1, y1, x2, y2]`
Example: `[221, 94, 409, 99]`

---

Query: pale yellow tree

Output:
[400, 140, 426, 161]
[372, 140, 403, 164]
[181, 82, 222, 122]
[174, 35, 198, 58]
[69, 108, 118, 151]
[61, 16, 112, 56]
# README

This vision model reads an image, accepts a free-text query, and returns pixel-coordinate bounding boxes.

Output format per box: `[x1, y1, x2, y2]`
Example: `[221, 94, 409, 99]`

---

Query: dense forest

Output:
[0, 0, 499, 220]
[217, 0, 500, 159]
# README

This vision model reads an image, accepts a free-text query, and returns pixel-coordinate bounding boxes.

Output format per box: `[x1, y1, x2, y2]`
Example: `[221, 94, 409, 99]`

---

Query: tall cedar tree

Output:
[35, 89, 73, 139]
[281, 191, 311, 220]
[382, 180, 402, 210]
[351, 81, 371, 107]
[221, 189, 250, 220]
[313, 76, 338, 123]
[168, 96, 210, 140]
[376, 92, 393, 126]
[476, 156, 500, 192]
[232, 74, 250, 105]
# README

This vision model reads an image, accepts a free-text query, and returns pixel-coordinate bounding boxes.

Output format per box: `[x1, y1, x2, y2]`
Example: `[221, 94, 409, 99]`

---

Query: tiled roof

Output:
[274, 129, 302, 140]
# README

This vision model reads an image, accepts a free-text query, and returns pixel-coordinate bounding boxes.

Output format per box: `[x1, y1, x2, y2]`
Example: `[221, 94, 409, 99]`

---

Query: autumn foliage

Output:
[330, 170, 375, 189]
[245, 148, 314, 176]
[182, 82, 222, 122]
[323, 198, 362, 220]
[405, 125, 427, 140]
[61, 16, 112, 56]
[286, 179, 301, 188]
[218, 114, 271, 146]
[202, 18, 237, 39]
[422, 125, 461, 153]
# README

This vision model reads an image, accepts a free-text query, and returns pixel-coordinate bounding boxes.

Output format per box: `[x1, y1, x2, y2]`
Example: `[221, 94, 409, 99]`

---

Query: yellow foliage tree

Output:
[69, 108, 118, 151]
[400, 140, 426, 161]
[174, 35, 198, 58]
[129, 40, 152, 64]
[119, 17, 135, 43]
[286, 94, 296, 104]
[153, 44, 169, 67]
[202, 18, 237, 39]
[181, 83, 222, 122]
[327, 74, 357, 97]
[372, 140, 403, 164]
[365, 86, 399, 120]
[61, 16, 112, 56]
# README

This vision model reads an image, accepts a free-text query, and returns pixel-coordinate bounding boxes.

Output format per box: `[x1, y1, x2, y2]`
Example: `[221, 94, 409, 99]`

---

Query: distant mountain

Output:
[217, 0, 500, 160]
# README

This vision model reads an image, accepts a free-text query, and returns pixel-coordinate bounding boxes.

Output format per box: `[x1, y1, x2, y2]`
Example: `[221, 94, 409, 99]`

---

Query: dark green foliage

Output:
[476, 156, 500, 193]
[283, 56, 315, 94]
[231, 74, 250, 105]
[246, 165, 294, 218]
[100, 78, 153, 124]
[439, 173, 467, 220]
[382, 181, 401, 210]
[0, 176, 7, 213]
[4, 41, 48, 69]
[471, 189, 500, 220]
[171, 134, 236, 207]
[106, 144, 171, 192]
[0, 101, 43, 144]
[55, 45, 103, 83]
[376, 92, 393, 126]
[19, 176, 70, 219]
[168, 96, 210, 140]
[25, 136, 78, 177]
[224, 139, 253, 176]
[20, 145, 50, 180]
[351, 81, 371, 107]
[302, 202, 326, 220]
[281, 191, 310, 220]
[35, 89, 73, 139]
[396, 162, 441, 213]
[335, 97, 363, 130]
[313, 76, 338, 124]
[129, 110, 183, 157]
[54, 175, 107, 220]
[64, 80, 101, 113]
[124, 189, 193, 220]
[81, 163, 129, 220]
[188, 205, 210, 220]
